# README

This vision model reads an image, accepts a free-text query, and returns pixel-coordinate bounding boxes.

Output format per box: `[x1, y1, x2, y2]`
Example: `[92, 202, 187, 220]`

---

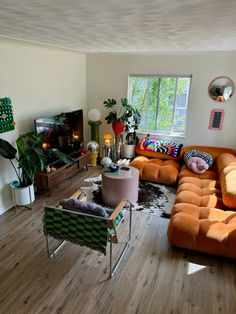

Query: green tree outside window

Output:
[128, 75, 191, 136]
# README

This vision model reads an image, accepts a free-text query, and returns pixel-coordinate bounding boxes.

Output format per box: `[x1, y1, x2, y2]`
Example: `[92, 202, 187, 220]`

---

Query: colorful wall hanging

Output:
[0, 97, 15, 134]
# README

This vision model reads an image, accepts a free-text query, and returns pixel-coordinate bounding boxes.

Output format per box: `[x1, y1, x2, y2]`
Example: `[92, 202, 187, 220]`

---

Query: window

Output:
[128, 75, 191, 136]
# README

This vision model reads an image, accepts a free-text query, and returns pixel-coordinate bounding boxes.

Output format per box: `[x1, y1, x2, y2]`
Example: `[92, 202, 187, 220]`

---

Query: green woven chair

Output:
[43, 195, 132, 278]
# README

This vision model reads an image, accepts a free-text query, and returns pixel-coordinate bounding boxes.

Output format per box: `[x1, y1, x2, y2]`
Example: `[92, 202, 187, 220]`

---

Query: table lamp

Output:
[104, 133, 112, 146]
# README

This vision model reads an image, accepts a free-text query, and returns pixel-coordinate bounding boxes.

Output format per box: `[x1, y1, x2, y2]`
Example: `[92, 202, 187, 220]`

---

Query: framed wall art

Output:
[208, 108, 225, 130]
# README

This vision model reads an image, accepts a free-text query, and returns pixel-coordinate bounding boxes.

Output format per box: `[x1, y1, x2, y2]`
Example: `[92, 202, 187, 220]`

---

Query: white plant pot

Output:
[10, 182, 35, 206]
[123, 143, 135, 159]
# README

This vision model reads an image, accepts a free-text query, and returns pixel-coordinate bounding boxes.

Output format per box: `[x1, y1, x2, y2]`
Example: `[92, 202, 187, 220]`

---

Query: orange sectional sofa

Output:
[131, 146, 236, 259]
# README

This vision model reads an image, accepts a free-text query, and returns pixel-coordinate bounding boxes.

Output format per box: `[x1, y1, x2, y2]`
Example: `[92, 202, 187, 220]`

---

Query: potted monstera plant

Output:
[104, 98, 134, 134]
[0, 131, 75, 206]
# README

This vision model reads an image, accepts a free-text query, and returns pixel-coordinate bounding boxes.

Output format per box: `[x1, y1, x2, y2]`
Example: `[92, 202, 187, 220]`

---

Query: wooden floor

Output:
[0, 166, 236, 314]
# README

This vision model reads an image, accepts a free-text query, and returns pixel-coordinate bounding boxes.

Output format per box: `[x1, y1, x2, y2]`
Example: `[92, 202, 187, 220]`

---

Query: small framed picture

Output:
[208, 109, 225, 130]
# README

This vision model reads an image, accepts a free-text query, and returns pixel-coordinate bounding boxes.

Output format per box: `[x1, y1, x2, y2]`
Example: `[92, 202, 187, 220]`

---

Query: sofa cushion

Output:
[217, 153, 236, 175]
[178, 177, 221, 189]
[220, 166, 236, 208]
[178, 164, 219, 180]
[135, 147, 183, 161]
[129, 156, 180, 185]
[175, 175, 227, 210]
[216, 153, 236, 208]
[168, 206, 236, 258]
[177, 182, 221, 197]
[172, 203, 236, 222]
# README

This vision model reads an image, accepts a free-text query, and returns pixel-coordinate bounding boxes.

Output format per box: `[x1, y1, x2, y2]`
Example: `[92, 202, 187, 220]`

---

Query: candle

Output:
[72, 131, 80, 141]
[104, 133, 112, 146]
[42, 143, 49, 150]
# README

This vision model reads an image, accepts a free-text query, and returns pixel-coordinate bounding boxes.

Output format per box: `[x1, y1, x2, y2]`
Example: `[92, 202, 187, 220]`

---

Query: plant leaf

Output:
[104, 98, 116, 108]
[24, 147, 47, 172]
[16, 131, 44, 157]
[121, 98, 128, 108]
[105, 111, 117, 124]
[19, 155, 36, 185]
[0, 138, 17, 159]
[47, 149, 75, 165]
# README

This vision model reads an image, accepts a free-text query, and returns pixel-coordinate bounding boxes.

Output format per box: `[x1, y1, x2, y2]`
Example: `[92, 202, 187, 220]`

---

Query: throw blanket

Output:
[59, 199, 110, 217]
[138, 137, 183, 158]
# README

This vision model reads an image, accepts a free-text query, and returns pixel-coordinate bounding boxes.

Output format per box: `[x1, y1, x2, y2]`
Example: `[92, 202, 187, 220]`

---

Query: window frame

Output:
[128, 74, 192, 138]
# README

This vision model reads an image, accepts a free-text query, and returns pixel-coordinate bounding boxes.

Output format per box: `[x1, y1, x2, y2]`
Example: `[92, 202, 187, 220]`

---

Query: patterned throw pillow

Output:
[184, 150, 213, 166]
[138, 136, 183, 158]
[184, 150, 213, 174]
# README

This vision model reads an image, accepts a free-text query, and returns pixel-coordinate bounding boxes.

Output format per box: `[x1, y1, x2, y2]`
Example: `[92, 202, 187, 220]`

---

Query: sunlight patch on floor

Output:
[187, 262, 207, 275]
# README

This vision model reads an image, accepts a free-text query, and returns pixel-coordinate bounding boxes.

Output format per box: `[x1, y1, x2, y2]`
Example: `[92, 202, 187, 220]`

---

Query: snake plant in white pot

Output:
[0, 132, 75, 207]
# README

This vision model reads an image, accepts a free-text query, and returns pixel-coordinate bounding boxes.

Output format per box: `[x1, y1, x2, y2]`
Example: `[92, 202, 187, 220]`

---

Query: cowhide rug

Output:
[80, 175, 177, 219]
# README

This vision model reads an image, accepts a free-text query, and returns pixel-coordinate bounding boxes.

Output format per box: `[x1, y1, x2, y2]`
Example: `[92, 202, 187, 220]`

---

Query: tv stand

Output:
[35, 152, 89, 195]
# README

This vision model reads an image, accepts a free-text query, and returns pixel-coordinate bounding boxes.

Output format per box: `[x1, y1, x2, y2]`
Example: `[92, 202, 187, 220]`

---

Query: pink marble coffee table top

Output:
[102, 166, 139, 179]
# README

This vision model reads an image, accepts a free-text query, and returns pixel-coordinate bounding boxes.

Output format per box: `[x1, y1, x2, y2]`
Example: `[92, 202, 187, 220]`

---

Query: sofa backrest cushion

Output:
[136, 145, 236, 161]
[182, 146, 236, 161]
[217, 153, 236, 175]
[217, 154, 236, 209]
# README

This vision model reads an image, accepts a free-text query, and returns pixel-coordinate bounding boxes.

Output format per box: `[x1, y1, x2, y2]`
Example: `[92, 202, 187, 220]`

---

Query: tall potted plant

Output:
[104, 98, 138, 160]
[104, 98, 141, 159]
[0, 131, 75, 206]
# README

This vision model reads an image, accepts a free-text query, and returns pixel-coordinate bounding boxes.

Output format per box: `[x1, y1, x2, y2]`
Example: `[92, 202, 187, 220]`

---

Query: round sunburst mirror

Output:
[208, 76, 235, 102]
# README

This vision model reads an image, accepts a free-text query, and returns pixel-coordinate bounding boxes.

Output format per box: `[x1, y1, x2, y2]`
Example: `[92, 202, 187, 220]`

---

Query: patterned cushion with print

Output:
[184, 150, 213, 174]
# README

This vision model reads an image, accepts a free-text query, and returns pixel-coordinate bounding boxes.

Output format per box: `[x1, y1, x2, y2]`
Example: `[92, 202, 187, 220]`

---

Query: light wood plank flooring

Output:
[0, 166, 236, 314]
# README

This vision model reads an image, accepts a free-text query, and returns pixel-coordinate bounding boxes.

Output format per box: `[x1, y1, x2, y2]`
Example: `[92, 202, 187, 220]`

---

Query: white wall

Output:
[87, 52, 236, 148]
[0, 38, 87, 214]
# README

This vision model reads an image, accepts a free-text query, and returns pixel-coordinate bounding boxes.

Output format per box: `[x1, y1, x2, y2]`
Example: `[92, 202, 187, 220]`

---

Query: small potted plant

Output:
[123, 108, 141, 158]
[0, 132, 75, 207]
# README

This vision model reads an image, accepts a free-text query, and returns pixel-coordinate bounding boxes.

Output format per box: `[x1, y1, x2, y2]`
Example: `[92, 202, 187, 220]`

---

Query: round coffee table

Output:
[102, 166, 139, 206]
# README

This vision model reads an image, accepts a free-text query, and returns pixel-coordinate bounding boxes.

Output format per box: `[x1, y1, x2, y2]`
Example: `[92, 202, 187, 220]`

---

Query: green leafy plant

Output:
[0, 131, 75, 187]
[125, 107, 141, 145]
[104, 98, 133, 124]
[104, 98, 141, 142]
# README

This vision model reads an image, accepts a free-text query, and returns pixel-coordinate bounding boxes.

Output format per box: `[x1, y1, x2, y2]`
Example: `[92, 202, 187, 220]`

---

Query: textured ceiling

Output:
[0, 0, 236, 53]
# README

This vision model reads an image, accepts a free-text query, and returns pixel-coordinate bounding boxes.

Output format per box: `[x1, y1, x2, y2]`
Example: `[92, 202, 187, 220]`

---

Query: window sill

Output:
[137, 131, 186, 140]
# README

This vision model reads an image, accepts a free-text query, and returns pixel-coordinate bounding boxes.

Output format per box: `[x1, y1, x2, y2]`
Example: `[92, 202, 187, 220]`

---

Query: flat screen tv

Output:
[34, 109, 83, 156]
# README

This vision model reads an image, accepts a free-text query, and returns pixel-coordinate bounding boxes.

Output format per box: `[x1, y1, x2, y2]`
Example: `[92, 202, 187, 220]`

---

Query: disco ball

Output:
[87, 141, 99, 152]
